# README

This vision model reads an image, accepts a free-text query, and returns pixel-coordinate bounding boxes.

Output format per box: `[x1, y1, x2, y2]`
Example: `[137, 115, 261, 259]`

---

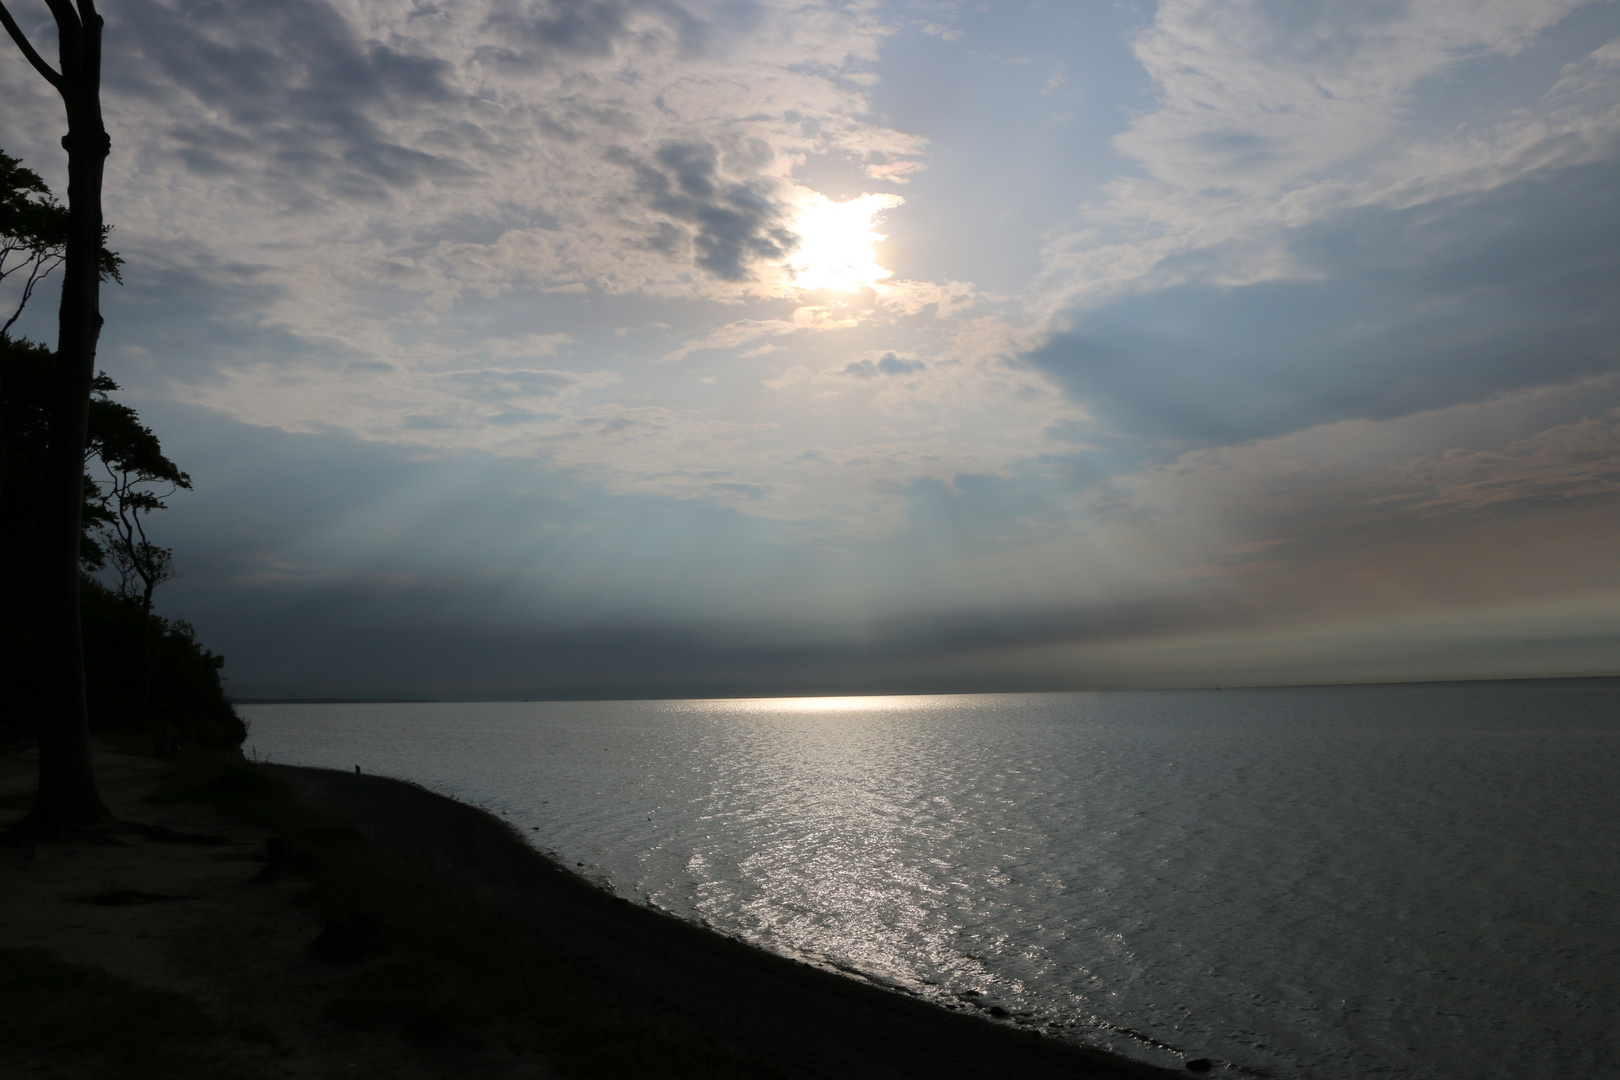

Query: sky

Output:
[4, 0, 1619, 699]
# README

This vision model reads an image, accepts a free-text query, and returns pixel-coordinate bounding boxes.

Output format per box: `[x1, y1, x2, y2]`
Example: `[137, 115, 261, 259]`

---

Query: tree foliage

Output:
[0, 147, 120, 339]
[3, 140, 241, 755]
[2, 334, 245, 751]
[91, 374, 192, 598]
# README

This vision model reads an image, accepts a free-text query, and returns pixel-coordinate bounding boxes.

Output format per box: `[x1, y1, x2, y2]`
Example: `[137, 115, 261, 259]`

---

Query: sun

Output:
[786, 191, 904, 293]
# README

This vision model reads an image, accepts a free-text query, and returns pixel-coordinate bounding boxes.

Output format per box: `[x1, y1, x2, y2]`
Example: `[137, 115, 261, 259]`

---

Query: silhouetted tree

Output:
[0, 0, 118, 834]
[3, 339, 244, 754]
[92, 380, 191, 725]
[0, 149, 119, 339]
[1, 151, 66, 520]
[0, 149, 68, 341]
[1, 149, 118, 509]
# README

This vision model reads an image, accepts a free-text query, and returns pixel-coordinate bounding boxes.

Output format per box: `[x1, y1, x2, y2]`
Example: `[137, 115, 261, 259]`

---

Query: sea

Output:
[241, 680, 1619, 1079]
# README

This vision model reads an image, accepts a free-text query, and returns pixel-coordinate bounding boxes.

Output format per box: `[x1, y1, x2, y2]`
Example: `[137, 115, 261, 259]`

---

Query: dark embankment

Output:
[276, 764, 1185, 1080]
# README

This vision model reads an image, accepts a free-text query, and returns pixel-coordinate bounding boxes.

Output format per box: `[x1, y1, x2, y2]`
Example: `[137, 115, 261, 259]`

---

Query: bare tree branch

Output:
[1, 246, 63, 336]
[41, 0, 79, 36]
[0, 1, 64, 89]
[101, 459, 178, 600]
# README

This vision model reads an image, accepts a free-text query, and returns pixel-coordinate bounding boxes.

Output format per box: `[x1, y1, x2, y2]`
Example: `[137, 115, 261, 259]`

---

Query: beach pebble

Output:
[1185, 1058, 1214, 1072]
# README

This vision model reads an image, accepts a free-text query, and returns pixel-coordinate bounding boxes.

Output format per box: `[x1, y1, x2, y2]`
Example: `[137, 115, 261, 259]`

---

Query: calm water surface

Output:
[243, 682, 1620, 1079]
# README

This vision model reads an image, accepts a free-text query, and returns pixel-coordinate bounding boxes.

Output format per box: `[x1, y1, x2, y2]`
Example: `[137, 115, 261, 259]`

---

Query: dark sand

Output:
[1, 745, 1193, 1077]
[1, 747, 552, 1079]
[278, 764, 1188, 1080]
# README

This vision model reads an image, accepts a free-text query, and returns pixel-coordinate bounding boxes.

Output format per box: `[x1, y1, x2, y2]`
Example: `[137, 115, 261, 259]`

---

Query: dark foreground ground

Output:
[2, 745, 1197, 1079]
[279, 765, 1189, 1080]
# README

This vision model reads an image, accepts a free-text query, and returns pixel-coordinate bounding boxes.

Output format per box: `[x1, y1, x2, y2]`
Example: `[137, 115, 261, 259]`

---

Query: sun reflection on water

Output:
[242, 688, 1620, 1080]
[721, 694, 941, 713]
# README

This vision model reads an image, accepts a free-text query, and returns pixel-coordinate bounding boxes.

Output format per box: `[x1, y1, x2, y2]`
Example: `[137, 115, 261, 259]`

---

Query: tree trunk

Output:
[138, 583, 155, 728]
[18, 0, 112, 834]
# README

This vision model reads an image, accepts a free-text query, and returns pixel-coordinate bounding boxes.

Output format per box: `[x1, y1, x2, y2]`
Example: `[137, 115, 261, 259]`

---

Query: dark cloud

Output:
[110, 0, 467, 204]
[216, 580, 1620, 698]
[209, 601, 1229, 700]
[481, 0, 640, 61]
[135, 414, 1139, 699]
[95, 246, 349, 386]
[843, 352, 926, 378]
[181, 491, 1620, 700]
[130, 395, 1620, 701]
[1027, 156, 1620, 454]
[208, 509, 1609, 698]
[610, 139, 796, 280]
[478, 0, 767, 68]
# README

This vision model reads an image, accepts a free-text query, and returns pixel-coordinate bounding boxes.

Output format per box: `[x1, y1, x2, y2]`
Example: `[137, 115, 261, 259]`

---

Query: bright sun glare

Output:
[787, 191, 904, 292]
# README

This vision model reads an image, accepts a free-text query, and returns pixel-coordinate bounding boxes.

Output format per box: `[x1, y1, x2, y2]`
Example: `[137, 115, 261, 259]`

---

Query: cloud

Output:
[441, 366, 607, 402]
[608, 137, 797, 281]
[872, 278, 979, 317]
[481, 332, 573, 359]
[117, 0, 469, 204]
[658, 304, 860, 362]
[1120, 0, 1588, 192]
[839, 351, 925, 379]
[477, 0, 650, 66]
[1395, 410, 1620, 513]
[150, 363, 1620, 698]
[863, 158, 926, 184]
[3, 0, 925, 339]
[1099, 375, 1620, 560]
[1, 0, 1007, 540]
[173, 356, 621, 448]
[4, 0, 1016, 540]
[1028, 148, 1620, 450]
[1040, 0, 1615, 308]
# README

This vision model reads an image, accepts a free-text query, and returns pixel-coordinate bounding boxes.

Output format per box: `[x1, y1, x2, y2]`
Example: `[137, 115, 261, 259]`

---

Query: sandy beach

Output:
[0, 744, 1188, 1079]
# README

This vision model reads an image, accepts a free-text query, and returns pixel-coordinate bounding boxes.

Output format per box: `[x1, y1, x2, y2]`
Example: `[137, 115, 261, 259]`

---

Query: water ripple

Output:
[246, 683, 1620, 1079]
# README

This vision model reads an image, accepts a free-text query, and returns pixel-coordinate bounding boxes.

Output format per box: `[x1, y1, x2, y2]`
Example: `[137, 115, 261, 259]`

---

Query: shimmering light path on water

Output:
[244, 682, 1620, 1079]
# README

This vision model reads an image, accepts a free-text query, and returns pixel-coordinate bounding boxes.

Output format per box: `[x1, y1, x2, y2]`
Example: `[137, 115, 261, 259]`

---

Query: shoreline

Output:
[276, 762, 1189, 1079]
[2, 745, 1193, 1078]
